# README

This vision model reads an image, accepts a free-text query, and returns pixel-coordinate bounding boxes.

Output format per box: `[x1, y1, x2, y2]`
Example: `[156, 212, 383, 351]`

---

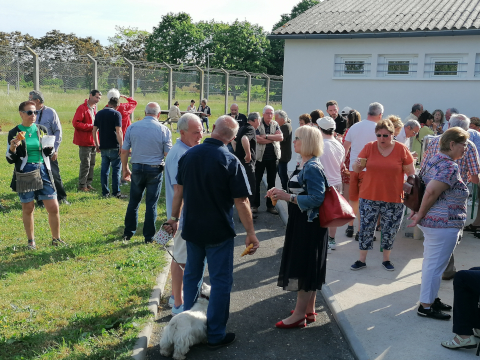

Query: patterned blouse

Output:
[419, 153, 468, 229]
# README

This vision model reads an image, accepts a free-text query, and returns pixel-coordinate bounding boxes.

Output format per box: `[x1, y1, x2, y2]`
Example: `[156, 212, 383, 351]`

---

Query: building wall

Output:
[282, 35, 480, 169]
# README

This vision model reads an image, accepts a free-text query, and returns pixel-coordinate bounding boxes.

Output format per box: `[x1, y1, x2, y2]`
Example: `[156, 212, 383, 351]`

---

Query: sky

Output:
[3, 0, 301, 45]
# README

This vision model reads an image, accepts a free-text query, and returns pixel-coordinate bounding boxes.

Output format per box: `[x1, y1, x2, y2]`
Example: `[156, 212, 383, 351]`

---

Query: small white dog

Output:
[160, 283, 211, 360]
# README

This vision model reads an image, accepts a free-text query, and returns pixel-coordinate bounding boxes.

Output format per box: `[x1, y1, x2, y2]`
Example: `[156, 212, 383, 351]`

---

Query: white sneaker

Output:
[172, 304, 184, 316]
[328, 237, 336, 250]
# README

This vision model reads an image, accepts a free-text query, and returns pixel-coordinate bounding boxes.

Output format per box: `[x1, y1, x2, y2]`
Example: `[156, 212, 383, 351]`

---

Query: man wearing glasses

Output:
[396, 119, 420, 150]
[28, 90, 69, 206]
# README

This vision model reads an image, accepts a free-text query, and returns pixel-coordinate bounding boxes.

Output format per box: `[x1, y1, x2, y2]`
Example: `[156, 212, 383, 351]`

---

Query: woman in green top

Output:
[411, 111, 435, 164]
[6, 101, 65, 250]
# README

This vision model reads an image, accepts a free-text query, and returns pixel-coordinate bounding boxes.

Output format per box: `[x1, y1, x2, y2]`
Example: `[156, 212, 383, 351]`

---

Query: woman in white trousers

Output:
[409, 127, 470, 320]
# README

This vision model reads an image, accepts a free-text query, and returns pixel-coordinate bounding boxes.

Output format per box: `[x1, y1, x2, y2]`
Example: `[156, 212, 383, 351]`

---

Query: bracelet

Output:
[290, 194, 296, 203]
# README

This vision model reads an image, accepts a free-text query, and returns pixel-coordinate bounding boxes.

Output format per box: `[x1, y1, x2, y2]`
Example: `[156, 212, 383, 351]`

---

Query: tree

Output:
[108, 26, 149, 61]
[146, 13, 205, 64]
[267, 0, 319, 75]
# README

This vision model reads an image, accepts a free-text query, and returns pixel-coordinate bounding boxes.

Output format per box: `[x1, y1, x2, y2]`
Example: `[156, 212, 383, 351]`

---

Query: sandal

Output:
[290, 310, 318, 323]
[27, 239, 36, 250]
[441, 334, 477, 350]
[52, 238, 68, 247]
[464, 224, 480, 232]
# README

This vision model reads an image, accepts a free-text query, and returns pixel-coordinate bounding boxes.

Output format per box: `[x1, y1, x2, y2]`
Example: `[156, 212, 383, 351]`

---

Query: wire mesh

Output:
[228, 75, 248, 104]
[97, 57, 130, 95]
[133, 63, 168, 97]
[172, 69, 200, 104]
[251, 76, 267, 104]
[203, 70, 225, 99]
[0, 45, 33, 90]
[39, 53, 93, 92]
[270, 80, 283, 103]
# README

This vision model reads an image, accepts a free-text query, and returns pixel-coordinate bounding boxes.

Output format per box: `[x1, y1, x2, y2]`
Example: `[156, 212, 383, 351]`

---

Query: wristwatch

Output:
[170, 216, 179, 221]
[290, 194, 296, 203]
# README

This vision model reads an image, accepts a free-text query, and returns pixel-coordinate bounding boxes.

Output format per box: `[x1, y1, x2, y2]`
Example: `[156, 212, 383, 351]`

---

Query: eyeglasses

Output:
[376, 134, 390, 138]
[294, 137, 301, 141]
[457, 142, 468, 148]
[21, 110, 36, 116]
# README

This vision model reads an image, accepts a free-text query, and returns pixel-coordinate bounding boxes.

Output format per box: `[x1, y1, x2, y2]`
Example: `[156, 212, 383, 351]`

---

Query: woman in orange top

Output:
[350, 120, 415, 271]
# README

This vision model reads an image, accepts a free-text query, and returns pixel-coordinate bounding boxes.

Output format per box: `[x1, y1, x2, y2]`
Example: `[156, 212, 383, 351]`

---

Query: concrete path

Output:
[147, 184, 355, 360]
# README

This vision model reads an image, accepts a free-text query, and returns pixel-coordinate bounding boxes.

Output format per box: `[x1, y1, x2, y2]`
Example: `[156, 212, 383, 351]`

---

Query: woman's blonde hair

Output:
[440, 127, 469, 152]
[295, 125, 323, 157]
[387, 115, 403, 129]
[375, 119, 395, 134]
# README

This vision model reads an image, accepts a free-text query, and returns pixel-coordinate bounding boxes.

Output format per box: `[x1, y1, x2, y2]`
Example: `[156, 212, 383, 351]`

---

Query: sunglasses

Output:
[376, 134, 390, 138]
[21, 110, 36, 116]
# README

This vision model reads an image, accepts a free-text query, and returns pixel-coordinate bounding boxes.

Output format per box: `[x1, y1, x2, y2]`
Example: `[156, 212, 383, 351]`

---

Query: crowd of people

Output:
[5, 89, 480, 353]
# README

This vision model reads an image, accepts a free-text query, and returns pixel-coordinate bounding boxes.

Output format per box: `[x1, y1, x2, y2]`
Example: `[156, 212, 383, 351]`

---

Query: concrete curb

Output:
[131, 246, 172, 360]
[271, 178, 369, 360]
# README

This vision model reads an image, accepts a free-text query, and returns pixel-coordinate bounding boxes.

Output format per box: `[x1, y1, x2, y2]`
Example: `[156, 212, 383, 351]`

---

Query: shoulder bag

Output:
[15, 126, 44, 193]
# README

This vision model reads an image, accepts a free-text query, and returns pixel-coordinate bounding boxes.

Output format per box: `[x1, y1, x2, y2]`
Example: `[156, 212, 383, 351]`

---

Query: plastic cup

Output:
[41, 135, 55, 148]
[359, 158, 367, 167]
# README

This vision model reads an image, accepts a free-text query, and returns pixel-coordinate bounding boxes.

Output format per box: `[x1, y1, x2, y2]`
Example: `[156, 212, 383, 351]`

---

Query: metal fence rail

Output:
[0, 45, 283, 115]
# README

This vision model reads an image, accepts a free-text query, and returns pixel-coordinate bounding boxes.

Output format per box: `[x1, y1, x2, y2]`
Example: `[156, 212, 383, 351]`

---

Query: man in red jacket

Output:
[73, 89, 102, 191]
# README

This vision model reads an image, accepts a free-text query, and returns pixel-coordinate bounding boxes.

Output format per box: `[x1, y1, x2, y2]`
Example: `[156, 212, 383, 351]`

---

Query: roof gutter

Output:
[267, 29, 480, 40]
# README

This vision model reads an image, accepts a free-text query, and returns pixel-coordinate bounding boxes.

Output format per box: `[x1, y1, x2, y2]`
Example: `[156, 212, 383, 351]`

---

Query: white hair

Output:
[274, 110, 288, 121]
[263, 105, 274, 114]
[367, 102, 384, 116]
[214, 115, 239, 141]
[107, 88, 121, 100]
[404, 119, 420, 129]
[449, 114, 470, 130]
[145, 102, 161, 115]
[178, 113, 202, 131]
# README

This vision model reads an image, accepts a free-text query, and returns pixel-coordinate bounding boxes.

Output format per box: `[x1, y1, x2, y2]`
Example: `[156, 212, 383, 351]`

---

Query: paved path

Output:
[147, 185, 355, 360]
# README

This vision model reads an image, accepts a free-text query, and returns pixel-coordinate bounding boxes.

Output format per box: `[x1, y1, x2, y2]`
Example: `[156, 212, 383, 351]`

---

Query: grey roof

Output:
[272, 0, 480, 36]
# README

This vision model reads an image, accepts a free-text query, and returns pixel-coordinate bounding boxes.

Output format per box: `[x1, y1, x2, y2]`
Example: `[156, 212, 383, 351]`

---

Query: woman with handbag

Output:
[351, 119, 415, 271]
[266, 125, 328, 329]
[6, 101, 65, 250]
[408, 127, 469, 320]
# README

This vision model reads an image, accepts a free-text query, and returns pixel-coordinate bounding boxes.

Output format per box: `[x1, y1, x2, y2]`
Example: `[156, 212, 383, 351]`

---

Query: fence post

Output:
[244, 71, 251, 114]
[195, 65, 204, 105]
[16, 47, 20, 91]
[25, 46, 39, 91]
[86, 54, 97, 90]
[124, 57, 135, 122]
[263, 73, 270, 105]
[163, 62, 173, 110]
[7, 83, 9, 95]
[221, 68, 229, 115]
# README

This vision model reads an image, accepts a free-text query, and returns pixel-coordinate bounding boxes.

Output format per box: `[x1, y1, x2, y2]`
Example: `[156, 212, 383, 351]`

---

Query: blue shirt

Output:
[94, 107, 122, 149]
[122, 116, 172, 165]
[35, 105, 62, 152]
[165, 139, 191, 230]
[177, 138, 251, 245]
[468, 129, 480, 153]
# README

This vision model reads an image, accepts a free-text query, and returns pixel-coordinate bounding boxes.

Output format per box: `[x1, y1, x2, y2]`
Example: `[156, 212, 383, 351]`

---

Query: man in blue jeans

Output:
[93, 96, 127, 199]
[121, 102, 172, 243]
[165, 115, 259, 349]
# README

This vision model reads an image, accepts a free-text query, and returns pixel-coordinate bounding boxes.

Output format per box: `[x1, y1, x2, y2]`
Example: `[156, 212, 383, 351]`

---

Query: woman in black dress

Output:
[267, 125, 328, 329]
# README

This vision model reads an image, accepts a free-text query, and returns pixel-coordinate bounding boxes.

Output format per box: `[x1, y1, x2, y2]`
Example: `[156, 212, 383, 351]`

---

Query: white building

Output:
[269, 0, 480, 169]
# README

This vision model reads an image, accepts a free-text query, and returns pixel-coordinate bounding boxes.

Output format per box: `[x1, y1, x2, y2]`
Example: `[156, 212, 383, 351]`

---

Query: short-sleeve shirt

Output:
[358, 141, 414, 203]
[177, 138, 251, 245]
[234, 123, 256, 164]
[229, 113, 248, 128]
[344, 120, 378, 171]
[279, 123, 292, 163]
[94, 108, 122, 149]
[165, 139, 191, 230]
[198, 105, 211, 118]
[319, 138, 345, 187]
[257, 120, 280, 161]
[468, 129, 480, 153]
[420, 153, 468, 229]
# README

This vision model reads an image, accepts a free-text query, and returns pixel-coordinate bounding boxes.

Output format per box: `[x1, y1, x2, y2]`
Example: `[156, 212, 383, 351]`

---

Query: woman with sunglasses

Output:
[266, 126, 328, 329]
[408, 127, 469, 320]
[350, 119, 415, 271]
[6, 101, 65, 250]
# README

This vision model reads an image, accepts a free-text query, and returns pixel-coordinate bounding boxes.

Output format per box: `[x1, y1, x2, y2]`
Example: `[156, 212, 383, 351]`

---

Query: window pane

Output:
[434, 61, 458, 76]
[387, 60, 409, 74]
[345, 61, 364, 74]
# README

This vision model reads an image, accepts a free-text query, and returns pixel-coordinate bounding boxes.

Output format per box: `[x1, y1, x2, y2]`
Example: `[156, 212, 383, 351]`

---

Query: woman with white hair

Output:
[267, 126, 328, 329]
[106, 88, 137, 140]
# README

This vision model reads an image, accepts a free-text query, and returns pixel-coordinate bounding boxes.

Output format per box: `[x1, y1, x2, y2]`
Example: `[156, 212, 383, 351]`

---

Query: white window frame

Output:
[475, 54, 480, 77]
[424, 54, 468, 79]
[377, 55, 417, 78]
[334, 55, 371, 78]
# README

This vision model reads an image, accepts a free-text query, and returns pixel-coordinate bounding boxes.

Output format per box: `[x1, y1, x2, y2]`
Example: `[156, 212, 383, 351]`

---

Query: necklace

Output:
[378, 143, 394, 156]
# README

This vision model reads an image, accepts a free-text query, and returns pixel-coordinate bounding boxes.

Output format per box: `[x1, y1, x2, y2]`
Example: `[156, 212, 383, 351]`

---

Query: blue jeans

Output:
[18, 163, 57, 203]
[123, 163, 163, 242]
[101, 149, 121, 196]
[183, 238, 234, 343]
[277, 161, 289, 191]
[201, 117, 209, 131]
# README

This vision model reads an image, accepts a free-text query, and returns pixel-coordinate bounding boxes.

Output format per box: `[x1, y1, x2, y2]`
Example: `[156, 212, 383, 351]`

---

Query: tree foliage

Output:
[107, 26, 149, 61]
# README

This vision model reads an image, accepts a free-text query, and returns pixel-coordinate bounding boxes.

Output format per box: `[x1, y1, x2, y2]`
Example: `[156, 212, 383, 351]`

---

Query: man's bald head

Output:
[211, 115, 239, 144]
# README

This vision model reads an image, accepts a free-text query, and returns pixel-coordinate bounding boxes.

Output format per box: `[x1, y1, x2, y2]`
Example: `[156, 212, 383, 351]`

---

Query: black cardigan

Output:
[6, 124, 54, 191]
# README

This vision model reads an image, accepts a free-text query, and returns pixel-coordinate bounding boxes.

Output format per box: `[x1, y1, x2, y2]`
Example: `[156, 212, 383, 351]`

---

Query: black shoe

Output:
[345, 226, 354, 237]
[417, 305, 451, 320]
[433, 298, 452, 311]
[121, 236, 131, 242]
[114, 193, 128, 199]
[59, 199, 71, 205]
[36, 201, 44, 208]
[267, 207, 279, 215]
[145, 239, 153, 244]
[208, 333, 236, 350]
[252, 214, 258, 219]
[355, 232, 359, 241]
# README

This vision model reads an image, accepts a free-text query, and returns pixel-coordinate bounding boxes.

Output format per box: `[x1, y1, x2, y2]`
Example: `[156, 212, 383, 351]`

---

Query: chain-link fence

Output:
[0, 45, 283, 115]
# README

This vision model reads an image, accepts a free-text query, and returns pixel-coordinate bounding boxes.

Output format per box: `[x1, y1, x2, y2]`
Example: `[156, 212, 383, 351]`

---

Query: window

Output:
[434, 61, 458, 76]
[334, 55, 371, 78]
[387, 60, 410, 75]
[474, 54, 480, 77]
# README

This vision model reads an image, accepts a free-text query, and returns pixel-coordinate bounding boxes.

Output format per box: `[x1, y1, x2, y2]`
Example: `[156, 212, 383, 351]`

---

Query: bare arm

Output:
[121, 149, 131, 179]
[470, 174, 479, 184]
[234, 197, 259, 255]
[93, 126, 99, 151]
[115, 126, 123, 154]
[343, 140, 352, 153]
[403, 162, 415, 176]
[241, 135, 251, 163]
[164, 185, 184, 235]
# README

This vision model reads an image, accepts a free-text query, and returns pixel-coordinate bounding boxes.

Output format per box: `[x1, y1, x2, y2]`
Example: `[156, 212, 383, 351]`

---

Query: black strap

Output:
[36, 108, 44, 124]
[418, 157, 447, 181]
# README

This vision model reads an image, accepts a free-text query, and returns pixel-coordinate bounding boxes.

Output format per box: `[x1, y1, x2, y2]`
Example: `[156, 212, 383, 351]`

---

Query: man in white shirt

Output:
[442, 107, 459, 132]
[318, 116, 345, 251]
[404, 103, 423, 124]
[343, 102, 383, 238]
[396, 119, 420, 150]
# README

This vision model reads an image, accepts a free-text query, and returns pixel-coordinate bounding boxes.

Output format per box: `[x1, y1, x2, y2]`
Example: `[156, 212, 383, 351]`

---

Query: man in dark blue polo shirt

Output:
[93, 96, 126, 198]
[165, 115, 259, 349]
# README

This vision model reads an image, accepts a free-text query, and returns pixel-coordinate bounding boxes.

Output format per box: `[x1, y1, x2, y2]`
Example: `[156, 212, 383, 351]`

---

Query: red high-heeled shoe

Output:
[290, 310, 318, 323]
[275, 318, 306, 329]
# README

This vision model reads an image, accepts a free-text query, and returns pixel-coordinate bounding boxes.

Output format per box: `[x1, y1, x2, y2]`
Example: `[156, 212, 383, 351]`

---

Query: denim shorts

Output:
[18, 163, 57, 203]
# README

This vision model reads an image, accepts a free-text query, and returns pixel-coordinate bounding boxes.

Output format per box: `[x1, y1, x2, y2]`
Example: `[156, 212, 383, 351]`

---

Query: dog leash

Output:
[194, 258, 208, 303]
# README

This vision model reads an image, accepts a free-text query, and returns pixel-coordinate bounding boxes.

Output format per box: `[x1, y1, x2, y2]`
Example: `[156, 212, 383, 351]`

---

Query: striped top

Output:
[419, 153, 468, 229]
